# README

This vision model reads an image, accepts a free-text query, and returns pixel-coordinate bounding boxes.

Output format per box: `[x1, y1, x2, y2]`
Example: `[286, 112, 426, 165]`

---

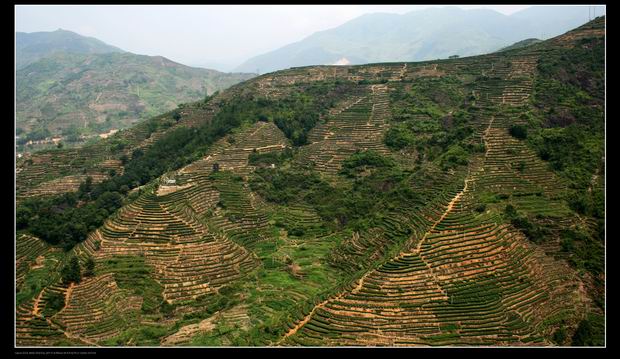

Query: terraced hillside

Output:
[16, 50, 256, 148]
[15, 17, 604, 347]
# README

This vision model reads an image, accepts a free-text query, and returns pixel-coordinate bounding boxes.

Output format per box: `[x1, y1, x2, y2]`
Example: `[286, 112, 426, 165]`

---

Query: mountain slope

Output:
[16, 51, 256, 144]
[235, 6, 604, 74]
[15, 17, 604, 347]
[497, 38, 542, 52]
[16, 29, 125, 70]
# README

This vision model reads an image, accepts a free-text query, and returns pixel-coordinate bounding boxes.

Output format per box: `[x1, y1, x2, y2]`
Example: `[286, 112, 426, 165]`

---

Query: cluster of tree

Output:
[60, 256, 95, 285]
[559, 227, 604, 279]
[386, 82, 477, 169]
[61, 257, 82, 284]
[17, 98, 259, 250]
[503, 204, 549, 244]
[509, 124, 528, 140]
[339, 150, 396, 178]
[61, 125, 83, 143]
[390, 76, 465, 113]
[439, 144, 470, 171]
[267, 81, 356, 146]
[45, 291, 65, 313]
[248, 148, 293, 167]
[384, 125, 416, 150]
[251, 150, 423, 233]
[16, 127, 51, 145]
[571, 314, 605, 346]
[17, 189, 123, 250]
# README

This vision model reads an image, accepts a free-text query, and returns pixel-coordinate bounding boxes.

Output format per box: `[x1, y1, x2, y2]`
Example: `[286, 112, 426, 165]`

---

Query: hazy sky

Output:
[15, 5, 581, 71]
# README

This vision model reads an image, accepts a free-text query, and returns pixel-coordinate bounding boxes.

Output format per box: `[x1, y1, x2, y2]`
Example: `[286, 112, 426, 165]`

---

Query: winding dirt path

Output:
[276, 170, 474, 345]
[32, 291, 44, 317]
[275, 114, 498, 345]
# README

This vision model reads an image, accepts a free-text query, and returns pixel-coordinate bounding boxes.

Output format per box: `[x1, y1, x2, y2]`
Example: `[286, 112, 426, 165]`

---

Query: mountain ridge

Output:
[16, 28, 125, 69]
[235, 6, 605, 74]
[16, 31, 256, 148]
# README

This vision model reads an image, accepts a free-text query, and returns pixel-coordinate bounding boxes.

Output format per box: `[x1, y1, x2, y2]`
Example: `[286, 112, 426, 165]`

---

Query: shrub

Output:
[160, 301, 175, 317]
[84, 257, 96, 277]
[289, 228, 305, 237]
[509, 124, 528, 139]
[474, 204, 487, 213]
[384, 126, 415, 150]
[440, 145, 469, 170]
[572, 315, 604, 346]
[61, 257, 81, 284]
[46, 292, 65, 313]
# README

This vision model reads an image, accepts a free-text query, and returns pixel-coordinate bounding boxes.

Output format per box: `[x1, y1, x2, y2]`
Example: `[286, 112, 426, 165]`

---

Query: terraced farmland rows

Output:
[54, 274, 142, 342]
[161, 305, 251, 346]
[327, 169, 467, 275]
[180, 121, 290, 177]
[301, 85, 391, 178]
[76, 187, 258, 304]
[285, 157, 582, 347]
[16, 19, 603, 347]
[280, 55, 587, 346]
[16, 234, 52, 290]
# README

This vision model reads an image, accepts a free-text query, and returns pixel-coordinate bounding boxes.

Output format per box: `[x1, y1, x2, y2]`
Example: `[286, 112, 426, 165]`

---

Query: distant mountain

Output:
[188, 60, 242, 73]
[497, 38, 542, 52]
[16, 52, 256, 141]
[16, 29, 125, 70]
[235, 5, 605, 74]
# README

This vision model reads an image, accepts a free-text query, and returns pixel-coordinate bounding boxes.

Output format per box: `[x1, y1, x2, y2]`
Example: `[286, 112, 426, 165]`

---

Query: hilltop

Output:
[15, 17, 605, 347]
[16, 29, 125, 70]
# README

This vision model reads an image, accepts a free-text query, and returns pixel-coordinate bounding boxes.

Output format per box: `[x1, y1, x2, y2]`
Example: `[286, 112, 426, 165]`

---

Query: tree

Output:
[61, 257, 81, 284]
[78, 176, 93, 198]
[509, 124, 528, 139]
[16, 206, 32, 230]
[84, 257, 95, 277]
[504, 204, 517, 218]
[572, 317, 604, 346]
[384, 127, 415, 150]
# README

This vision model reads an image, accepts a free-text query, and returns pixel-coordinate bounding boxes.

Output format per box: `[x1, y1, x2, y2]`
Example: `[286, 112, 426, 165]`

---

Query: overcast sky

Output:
[15, 5, 562, 71]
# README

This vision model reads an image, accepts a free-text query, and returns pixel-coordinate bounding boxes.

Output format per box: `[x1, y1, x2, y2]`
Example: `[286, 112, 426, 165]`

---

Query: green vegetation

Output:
[17, 190, 123, 250]
[503, 205, 549, 244]
[339, 150, 395, 178]
[559, 227, 604, 277]
[384, 125, 415, 150]
[45, 292, 65, 314]
[252, 150, 429, 234]
[14, 19, 605, 347]
[248, 148, 293, 167]
[263, 81, 356, 145]
[387, 80, 477, 169]
[61, 256, 81, 284]
[509, 124, 528, 139]
[526, 36, 605, 299]
[17, 50, 256, 141]
[572, 313, 604, 346]
[98, 256, 164, 313]
[84, 257, 96, 277]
